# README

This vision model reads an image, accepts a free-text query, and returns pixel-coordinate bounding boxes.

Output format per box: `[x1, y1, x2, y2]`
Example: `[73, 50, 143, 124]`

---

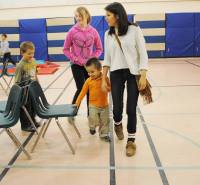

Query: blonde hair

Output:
[20, 41, 35, 54]
[76, 6, 91, 24]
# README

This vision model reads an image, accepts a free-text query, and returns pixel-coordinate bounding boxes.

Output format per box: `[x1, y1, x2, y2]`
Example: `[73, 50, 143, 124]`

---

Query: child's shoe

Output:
[89, 129, 96, 135]
[100, 135, 111, 142]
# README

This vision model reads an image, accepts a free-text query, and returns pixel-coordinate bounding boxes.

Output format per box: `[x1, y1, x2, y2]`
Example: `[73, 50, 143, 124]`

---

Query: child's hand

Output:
[72, 104, 79, 109]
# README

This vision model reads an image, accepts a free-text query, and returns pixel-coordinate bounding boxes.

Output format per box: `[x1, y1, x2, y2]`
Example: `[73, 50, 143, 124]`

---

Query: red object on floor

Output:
[37, 67, 58, 75]
[37, 61, 60, 68]
[7, 68, 16, 74]
[46, 61, 60, 67]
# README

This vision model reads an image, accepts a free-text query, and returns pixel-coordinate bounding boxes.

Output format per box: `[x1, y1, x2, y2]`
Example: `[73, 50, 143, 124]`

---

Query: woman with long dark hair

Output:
[102, 2, 148, 157]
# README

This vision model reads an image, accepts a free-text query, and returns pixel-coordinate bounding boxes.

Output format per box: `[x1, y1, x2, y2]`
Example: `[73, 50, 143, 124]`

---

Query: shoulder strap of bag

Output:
[114, 33, 124, 54]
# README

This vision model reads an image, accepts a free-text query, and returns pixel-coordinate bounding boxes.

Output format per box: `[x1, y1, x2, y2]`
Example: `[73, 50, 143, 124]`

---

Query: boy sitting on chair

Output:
[15, 41, 40, 132]
[75, 58, 111, 142]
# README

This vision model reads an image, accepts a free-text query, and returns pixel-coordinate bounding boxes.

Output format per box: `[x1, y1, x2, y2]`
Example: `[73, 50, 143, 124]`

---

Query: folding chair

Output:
[0, 84, 31, 160]
[0, 60, 15, 95]
[19, 81, 39, 134]
[29, 81, 80, 155]
[0, 66, 8, 96]
[3, 61, 15, 92]
[0, 100, 6, 112]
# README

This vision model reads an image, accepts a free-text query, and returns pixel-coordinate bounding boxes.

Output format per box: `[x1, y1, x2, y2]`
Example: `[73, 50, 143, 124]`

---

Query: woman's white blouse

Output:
[103, 25, 148, 75]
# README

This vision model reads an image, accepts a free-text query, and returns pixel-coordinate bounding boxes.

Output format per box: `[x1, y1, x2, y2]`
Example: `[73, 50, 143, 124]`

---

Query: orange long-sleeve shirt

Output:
[75, 75, 111, 108]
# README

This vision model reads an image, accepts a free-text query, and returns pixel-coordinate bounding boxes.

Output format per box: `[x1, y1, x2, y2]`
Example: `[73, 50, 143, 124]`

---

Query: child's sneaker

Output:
[101, 135, 111, 142]
[89, 129, 96, 135]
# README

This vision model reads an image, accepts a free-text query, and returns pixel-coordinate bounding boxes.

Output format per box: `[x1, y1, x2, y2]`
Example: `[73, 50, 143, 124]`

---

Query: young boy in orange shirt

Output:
[75, 58, 111, 142]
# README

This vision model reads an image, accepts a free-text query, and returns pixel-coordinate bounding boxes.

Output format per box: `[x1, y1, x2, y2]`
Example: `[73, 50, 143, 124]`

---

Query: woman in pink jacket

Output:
[63, 7, 103, 123]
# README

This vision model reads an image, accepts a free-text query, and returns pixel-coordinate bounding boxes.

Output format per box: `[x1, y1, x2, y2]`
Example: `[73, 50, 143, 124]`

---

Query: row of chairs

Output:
[0, 81, 80, 160]
[0, 61, 15, 95]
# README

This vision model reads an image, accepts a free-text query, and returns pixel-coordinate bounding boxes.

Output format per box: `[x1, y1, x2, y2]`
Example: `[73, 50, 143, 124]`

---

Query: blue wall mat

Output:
[167, 13, 195, 28]
[91, 16, 105, 59]
[195, 13, 200, 56]
[20, 19, 47, 33]
[165, 13, 195, 57]
[19, 19, 48, 60]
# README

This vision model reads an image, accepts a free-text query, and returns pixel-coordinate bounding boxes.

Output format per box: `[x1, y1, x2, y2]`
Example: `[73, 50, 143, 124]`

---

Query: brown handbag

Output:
[114, 33, 153, 105]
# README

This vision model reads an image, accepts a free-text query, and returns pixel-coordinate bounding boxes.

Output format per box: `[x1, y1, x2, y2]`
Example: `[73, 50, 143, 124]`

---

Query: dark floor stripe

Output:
[109, 96, 116, 185]
[0, 66, 72, 181]
[153, 85, 200, 87]
[137, 107, 169, 185]
[44, 65, 71, 91]
[185, 60, 200, 68]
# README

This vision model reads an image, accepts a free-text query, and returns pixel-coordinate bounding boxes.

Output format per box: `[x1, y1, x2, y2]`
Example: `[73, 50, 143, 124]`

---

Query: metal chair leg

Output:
[2, 77, 10, 91]
[6, 128, 31, 160]
[6, 76, 13, 92]
[0, 128, 5, 135]
[55, 118, 75, 154]
[42, 118, 52, 138]
[31, 122, 47, 153]
[71, 122, 81, 138]
[0, 82, 8, 96]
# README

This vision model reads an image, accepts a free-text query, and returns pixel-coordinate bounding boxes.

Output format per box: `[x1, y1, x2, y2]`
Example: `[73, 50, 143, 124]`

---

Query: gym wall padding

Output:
[46, 17, 74, 61]
[19, 18, 48, 60]
[135, 14, 166, 58]
[195, 13, 200, 56]
[0, 20, 20, 62]
[91, 16, 105, 60]
[165, 13, 195, 57]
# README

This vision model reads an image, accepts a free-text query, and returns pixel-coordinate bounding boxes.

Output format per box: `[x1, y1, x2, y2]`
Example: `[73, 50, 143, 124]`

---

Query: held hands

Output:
[72, 104, 79, 110]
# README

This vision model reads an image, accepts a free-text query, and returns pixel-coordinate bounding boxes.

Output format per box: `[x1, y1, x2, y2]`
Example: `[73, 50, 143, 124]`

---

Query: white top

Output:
[103, 25, 148, 75]
[0, 41, 10, 54]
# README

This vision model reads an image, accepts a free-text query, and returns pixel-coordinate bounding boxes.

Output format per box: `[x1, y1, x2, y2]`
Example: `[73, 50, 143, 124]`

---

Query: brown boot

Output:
[126, 141, 136, 157]
[114, 124, 124, 140]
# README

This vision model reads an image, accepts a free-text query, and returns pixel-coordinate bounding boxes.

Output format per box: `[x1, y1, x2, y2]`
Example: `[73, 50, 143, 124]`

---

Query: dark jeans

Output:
[71, 64, 89, 116]
[20, 94, 36, 129]
[3, 52, 16, 65]
[110, 69, 139, 134]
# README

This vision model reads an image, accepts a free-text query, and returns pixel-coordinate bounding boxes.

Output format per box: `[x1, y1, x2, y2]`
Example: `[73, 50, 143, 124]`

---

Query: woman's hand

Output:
[138, 70, 147, 91]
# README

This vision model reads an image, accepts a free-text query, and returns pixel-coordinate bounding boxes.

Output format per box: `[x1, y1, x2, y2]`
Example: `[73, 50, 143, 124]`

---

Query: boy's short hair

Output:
[85, 57, 102, 70]
[1, 34, 7, 38]
[20, 41, 35, 54]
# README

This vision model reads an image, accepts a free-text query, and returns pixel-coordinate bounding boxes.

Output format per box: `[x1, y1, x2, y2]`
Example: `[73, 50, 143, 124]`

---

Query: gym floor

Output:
[0, 58, 200, 185]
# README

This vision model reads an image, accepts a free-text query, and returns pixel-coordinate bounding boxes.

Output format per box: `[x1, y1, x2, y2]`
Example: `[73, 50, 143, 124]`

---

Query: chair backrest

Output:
[3, 61, 15, 76]
[4, 84, 23, 124]
[29, 81, 50, 115]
